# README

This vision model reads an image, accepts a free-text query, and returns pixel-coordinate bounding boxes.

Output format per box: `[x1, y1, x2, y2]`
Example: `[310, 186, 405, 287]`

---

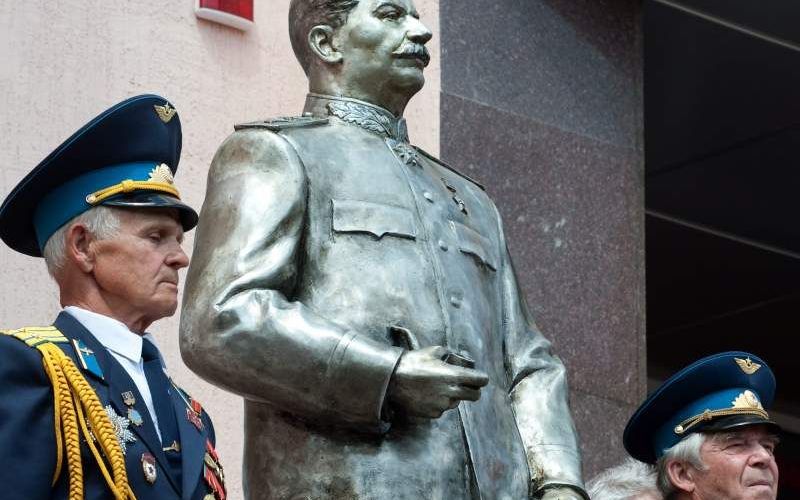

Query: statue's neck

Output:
[307, 77, 412, 117]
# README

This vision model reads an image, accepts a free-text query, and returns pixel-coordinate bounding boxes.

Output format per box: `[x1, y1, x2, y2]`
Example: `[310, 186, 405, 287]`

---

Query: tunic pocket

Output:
[453, 221, 498, 271]
[332, 199, 417, 240]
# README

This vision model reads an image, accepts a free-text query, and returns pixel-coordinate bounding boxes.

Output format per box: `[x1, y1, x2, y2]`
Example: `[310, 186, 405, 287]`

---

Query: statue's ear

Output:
[308, 25, 342, 64]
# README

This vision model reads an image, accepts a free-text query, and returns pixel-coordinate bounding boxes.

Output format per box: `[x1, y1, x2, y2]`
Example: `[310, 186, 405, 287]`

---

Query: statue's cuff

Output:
[326, 330, 404, 432]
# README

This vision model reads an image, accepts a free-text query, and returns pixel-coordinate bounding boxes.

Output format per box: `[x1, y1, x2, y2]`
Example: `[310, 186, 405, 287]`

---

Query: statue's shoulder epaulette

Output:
[413, 146, 486, 191]
[234, 115, 329, 132]
[1, 326, 68, 348]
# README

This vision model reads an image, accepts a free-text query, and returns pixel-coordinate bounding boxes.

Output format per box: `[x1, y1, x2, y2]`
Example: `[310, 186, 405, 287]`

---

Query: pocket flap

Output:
[453, 222, 497, 271]
[332, 199, 417, 240]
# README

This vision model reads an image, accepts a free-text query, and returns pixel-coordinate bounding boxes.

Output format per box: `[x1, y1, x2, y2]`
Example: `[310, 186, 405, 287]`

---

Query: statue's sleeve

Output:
[180, 129, 404, 432]
[496, 210, 587, 497]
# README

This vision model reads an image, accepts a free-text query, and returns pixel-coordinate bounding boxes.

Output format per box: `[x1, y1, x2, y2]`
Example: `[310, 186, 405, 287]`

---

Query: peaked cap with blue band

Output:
[624, 351, 779, 464]
[0, 94, 198, 257]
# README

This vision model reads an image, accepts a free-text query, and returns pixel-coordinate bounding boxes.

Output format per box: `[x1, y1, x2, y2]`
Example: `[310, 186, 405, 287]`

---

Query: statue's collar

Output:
[304, 93, 409, 142]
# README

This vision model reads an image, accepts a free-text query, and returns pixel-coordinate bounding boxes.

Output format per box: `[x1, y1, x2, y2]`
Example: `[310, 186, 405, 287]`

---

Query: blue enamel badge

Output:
[71, 339, 104, 380]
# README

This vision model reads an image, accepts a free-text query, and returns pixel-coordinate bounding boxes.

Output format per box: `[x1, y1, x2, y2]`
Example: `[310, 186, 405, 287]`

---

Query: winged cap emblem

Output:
[735, 357, 761, 375]
[153, 101, 177, 123]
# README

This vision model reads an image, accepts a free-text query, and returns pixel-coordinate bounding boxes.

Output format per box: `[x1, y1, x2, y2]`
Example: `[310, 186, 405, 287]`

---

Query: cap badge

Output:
[735, 357, 761, 375]
[154, 102, 177, 123]
[148, 163, 175, 185]
[732, 390, 763, 410]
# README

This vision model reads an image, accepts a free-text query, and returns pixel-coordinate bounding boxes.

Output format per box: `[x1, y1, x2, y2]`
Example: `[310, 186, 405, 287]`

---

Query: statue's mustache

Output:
[392, 43, 431, 67]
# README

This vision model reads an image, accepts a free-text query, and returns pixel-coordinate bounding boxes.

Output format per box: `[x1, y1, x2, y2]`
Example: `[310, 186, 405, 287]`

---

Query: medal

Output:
[141, 453, 157, 484]
[127, 407, 144, 427]
[103, 405, 136, 454]
[121, 391, 136, 406]
[187, 407, 204, 431]
[121, 390, 143, 426]
[203, 439, 226, 499]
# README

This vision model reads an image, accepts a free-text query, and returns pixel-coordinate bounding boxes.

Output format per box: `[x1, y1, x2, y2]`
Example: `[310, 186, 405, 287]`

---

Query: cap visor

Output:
[101, 192, 198, 231]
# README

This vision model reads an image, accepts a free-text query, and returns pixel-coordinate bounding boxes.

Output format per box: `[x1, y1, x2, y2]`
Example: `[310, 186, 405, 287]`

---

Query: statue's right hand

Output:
[387, 346, 489, 419]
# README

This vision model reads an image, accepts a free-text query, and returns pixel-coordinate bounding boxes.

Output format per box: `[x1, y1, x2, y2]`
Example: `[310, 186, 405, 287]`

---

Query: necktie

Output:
[142, 339, 183, 491]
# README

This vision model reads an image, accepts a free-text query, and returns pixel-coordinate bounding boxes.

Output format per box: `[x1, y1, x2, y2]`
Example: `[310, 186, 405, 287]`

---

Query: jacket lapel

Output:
[172, 387, 206, 499]
[53, 311, 182, 495]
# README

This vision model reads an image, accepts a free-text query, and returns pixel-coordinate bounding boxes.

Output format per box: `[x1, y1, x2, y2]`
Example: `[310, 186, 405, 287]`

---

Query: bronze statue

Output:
[181, 0, 587, 498]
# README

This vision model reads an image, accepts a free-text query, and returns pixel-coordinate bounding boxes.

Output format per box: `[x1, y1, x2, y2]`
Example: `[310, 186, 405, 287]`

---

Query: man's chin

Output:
[744, 483, 777, 500]
[149, 297, 179, 321]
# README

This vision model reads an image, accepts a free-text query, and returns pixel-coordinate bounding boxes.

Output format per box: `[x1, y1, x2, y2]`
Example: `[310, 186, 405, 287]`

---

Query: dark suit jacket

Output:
[0, 311, 218, 500]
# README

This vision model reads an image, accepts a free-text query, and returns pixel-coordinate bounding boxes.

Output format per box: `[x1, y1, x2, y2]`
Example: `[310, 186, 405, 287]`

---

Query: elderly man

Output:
[181, 0, 586, 499]
[587, 458, 662, 500]
[624, 352, 780, 500]
[0, 95, 225, 499]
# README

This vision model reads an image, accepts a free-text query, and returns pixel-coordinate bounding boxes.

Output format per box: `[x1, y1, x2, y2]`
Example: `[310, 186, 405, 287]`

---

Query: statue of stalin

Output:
[181, 1, 588, 498]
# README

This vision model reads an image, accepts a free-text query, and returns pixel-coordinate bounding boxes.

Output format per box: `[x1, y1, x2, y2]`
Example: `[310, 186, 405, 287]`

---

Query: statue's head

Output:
[289, 0, 432, 112]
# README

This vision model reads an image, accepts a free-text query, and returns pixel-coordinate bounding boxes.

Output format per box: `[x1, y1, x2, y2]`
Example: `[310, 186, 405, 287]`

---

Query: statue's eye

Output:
[377, 7, 403, 21]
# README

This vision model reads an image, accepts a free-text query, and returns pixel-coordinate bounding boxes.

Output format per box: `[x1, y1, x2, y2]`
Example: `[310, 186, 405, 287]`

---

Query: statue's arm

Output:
[496, 211, 588, 499]
[180, 129, 403, 432]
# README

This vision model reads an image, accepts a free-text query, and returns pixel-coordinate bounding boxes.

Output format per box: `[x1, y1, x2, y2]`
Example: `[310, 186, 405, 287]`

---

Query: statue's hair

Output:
[587, 457, 661, 500]
[288, 0, 361, 75]
[42, 206, 121, 279]
[656, 432, 707, 498]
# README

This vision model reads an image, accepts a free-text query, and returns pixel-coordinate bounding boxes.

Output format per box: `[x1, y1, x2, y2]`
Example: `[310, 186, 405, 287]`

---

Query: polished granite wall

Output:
[439, 0, 645, 480]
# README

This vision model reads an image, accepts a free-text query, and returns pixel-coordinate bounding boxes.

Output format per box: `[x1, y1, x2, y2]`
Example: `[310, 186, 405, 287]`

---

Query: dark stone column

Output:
[439, 0, 645, 479]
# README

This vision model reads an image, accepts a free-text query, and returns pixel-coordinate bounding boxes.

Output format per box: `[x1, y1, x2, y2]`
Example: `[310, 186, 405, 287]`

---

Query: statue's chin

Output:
[390, 72, 426, 98]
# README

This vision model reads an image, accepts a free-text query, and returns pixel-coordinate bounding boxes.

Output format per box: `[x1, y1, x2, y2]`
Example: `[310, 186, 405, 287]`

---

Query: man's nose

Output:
[167, 245, 190, 269]
[748, 444, 776, 468]
[407, 17, 433, 45]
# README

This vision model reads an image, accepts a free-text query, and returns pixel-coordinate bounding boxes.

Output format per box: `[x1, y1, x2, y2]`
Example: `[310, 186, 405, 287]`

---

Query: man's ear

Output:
[64, 223, 95, 273]
[308, 25, 343, 64]
[666, 459, 697, 494]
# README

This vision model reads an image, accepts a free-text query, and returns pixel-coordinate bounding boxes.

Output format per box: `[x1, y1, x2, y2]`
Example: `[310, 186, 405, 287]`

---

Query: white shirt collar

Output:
[63, 306, 157, 363]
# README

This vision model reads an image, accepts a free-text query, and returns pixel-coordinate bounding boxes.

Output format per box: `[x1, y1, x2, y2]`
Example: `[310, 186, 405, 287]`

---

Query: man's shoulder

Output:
[0, 325, 66, 378]
[414, 146, 486, 192]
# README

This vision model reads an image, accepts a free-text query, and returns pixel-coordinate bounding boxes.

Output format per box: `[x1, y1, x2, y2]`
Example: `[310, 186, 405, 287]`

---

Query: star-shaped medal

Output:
[104, 405, 137, 454]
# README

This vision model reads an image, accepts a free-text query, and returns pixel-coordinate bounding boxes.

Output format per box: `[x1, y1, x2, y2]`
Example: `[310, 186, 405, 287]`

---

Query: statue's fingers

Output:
[452, 367, 489, 388]
[449, 385, 481, 402]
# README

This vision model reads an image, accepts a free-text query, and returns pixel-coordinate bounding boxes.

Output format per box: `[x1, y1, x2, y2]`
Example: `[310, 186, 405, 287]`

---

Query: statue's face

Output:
[334, 0, 432, 101]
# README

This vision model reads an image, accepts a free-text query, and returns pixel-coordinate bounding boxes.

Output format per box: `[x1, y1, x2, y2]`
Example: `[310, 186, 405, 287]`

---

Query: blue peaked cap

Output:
[623, 351, 778, 464]
[0, 94, 198, 257]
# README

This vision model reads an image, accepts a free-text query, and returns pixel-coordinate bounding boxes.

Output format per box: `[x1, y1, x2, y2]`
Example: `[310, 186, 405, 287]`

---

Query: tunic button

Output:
[423, 191, 434, 202]
[450, 296, 462, 308]
[438, 240, 449, 251]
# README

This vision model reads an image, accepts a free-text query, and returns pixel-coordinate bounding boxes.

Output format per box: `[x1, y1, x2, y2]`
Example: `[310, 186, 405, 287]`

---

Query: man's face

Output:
[690, 426, 779, 500]
[91, 209, 188, 328]
[334, 0, 432, 101]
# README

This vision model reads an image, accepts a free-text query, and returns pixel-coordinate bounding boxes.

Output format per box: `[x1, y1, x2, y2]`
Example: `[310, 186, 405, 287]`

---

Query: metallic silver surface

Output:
[181, 1, 586, 498]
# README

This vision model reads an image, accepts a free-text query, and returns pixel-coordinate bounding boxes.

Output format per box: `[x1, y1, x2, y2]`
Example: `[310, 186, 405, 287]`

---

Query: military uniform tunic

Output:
[0, 311, 221, 500]
[181, 93, 585, 499]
